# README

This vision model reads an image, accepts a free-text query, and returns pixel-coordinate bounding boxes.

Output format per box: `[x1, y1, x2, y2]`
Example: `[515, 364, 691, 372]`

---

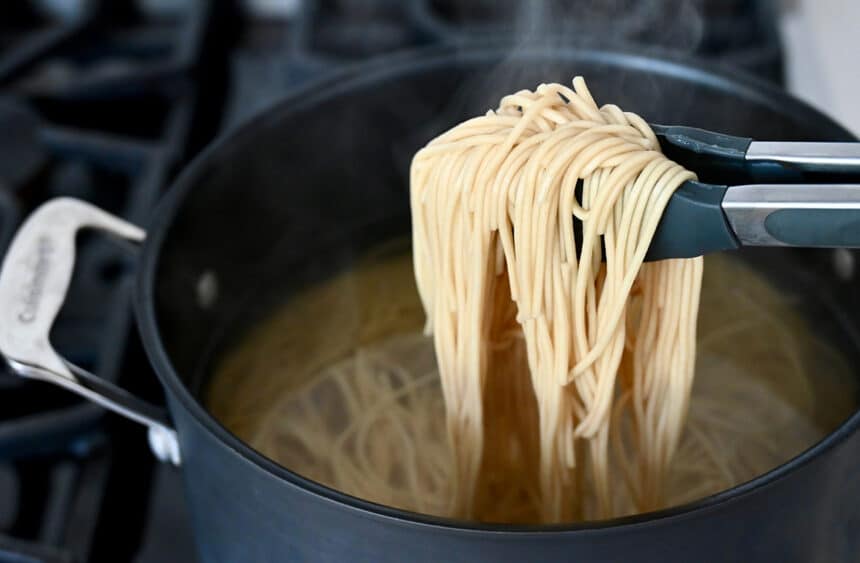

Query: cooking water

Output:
[208, 243, 857, 522]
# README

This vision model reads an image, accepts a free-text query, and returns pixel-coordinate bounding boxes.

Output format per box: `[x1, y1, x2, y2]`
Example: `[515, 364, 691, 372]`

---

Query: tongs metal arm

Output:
[652, 124, 860, 181]
[722, 183, 860, 248]
[646, 181, 860, 261]
[746, 142, 860, 173]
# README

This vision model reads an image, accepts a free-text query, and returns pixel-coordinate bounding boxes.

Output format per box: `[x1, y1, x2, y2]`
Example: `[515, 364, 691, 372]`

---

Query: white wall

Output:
[780, 0, 860, 135]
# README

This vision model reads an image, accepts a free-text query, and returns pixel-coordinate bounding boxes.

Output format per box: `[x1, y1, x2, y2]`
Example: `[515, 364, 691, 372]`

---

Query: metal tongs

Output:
[644, 125, 860, 260]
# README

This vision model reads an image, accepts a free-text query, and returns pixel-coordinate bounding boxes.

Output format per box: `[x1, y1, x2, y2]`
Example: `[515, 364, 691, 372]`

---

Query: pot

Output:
[1, 45, 859, 562]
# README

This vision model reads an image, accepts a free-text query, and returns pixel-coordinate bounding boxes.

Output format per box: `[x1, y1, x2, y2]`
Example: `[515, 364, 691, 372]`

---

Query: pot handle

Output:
[0, 197, 181, 465]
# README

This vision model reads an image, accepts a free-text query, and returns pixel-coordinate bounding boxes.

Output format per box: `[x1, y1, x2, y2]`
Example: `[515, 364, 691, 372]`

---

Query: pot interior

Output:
[149, 45, 860, 522]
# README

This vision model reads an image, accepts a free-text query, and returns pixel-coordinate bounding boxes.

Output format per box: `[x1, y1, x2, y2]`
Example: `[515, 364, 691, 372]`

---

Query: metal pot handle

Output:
[0, 197, 181, 465]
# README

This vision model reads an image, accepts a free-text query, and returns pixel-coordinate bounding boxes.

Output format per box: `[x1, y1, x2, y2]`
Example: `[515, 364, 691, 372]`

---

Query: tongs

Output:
[644, 125, 860, 261]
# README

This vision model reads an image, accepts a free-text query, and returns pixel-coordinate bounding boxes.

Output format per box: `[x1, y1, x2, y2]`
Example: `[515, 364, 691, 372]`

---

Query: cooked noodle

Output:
[410, 77, 700, 520]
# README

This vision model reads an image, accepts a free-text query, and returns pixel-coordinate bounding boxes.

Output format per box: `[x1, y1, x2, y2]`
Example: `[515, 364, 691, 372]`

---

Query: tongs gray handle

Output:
[722, 184, 860, 247]
[0, 198, 180, 465]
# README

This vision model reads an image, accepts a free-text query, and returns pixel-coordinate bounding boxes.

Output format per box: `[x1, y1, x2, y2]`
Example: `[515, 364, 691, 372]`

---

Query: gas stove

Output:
[0, 1, 785, 561]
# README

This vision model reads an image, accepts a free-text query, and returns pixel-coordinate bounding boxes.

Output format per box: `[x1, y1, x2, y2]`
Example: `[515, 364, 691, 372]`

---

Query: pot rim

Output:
[135, 41, 860, 534]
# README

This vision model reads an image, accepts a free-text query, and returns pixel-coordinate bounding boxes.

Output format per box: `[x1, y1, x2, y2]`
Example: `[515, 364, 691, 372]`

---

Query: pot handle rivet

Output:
[0, 197, 181, 466]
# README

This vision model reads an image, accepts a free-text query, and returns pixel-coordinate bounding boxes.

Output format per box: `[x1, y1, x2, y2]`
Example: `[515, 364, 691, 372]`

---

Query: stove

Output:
[0, 1, 785, 561]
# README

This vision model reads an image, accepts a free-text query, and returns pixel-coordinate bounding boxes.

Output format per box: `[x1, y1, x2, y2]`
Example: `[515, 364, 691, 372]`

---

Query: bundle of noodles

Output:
[410, 77, 703, 521]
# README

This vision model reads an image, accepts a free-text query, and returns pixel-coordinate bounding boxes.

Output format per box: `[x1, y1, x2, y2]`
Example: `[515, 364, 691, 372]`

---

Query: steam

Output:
[431, 0, 705, 53]
[227, 0, 708, 130]
[421, 0, 709, 144]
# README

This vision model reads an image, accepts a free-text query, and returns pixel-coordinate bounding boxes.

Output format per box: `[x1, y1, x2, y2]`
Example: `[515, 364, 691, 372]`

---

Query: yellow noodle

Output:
[411, 77, 701, 521]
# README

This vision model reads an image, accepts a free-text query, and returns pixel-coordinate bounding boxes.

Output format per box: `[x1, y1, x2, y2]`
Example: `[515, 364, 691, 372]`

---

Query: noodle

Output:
[410, 77, 701, 521]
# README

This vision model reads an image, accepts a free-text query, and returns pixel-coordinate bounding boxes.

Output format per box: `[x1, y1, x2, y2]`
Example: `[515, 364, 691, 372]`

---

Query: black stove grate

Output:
[0, 0, 231, 561]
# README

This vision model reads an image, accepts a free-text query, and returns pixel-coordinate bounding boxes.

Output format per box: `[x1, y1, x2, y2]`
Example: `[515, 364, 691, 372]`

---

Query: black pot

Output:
[1, 45, 859, 562]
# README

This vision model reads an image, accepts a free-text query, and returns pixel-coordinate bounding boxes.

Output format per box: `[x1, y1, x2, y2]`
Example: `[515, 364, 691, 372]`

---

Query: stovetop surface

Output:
[0, 1, 784, 561]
